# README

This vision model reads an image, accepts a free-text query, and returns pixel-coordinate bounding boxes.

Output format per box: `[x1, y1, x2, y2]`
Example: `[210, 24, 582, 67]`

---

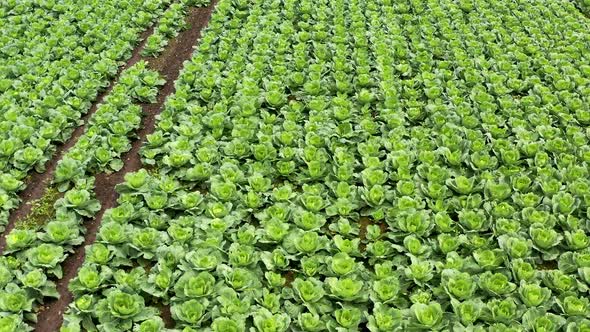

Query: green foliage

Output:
[30, 0, 590, 331]
[14, 187, 60, 230]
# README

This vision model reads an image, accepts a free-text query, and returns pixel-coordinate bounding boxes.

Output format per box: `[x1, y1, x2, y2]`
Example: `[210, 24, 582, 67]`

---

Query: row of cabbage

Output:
[0, 0, 177, 233]
[61, 0, 590, 331]
[142, 0, 213, 57]
[575, 0, 590, 15]
[0, 62, 164, 331]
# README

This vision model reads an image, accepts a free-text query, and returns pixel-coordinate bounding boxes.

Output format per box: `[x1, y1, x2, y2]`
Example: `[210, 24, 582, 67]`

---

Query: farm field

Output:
[2, 0, 590, 331]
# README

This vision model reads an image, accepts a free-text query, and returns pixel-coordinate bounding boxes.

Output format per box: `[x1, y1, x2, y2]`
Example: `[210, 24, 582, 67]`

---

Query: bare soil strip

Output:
[33, 3, 218, 331]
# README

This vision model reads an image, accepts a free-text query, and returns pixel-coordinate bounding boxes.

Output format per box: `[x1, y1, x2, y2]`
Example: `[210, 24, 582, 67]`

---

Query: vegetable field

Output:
[2, 0, 590, 331]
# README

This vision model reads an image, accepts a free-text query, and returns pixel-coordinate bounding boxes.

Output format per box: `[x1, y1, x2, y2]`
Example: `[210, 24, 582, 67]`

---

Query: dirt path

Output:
[33, 3, 218, 331]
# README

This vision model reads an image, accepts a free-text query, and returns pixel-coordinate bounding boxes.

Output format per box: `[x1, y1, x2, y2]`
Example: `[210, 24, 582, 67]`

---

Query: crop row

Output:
[53, 0, 590, 331]
[142, 0, 212, 57]
[575, 0, 590, 15]
[0, 0, 221, 329]
[1, 0, 589, 331]
[0, 0, 182, 234]
[0, 61, 164, 330]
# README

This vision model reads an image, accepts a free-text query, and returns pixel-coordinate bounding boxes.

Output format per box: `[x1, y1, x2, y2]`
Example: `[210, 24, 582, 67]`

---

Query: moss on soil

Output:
[15, 187, 61, 230]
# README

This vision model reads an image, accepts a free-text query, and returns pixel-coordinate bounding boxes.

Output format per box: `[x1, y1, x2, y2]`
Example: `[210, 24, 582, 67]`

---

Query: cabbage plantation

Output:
[2, 0, 590, 331]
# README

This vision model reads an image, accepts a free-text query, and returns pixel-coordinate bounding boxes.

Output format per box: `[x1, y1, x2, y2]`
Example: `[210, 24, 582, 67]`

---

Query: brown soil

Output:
[358, 216, 372, 241]
[33, 3, 218, 331]
[538, 260, 558, 270]
[283, 270, 296, 287]
[0, 27, 154, 253]
[358, 216, 372, 253]
[157, 303, 174, 328]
